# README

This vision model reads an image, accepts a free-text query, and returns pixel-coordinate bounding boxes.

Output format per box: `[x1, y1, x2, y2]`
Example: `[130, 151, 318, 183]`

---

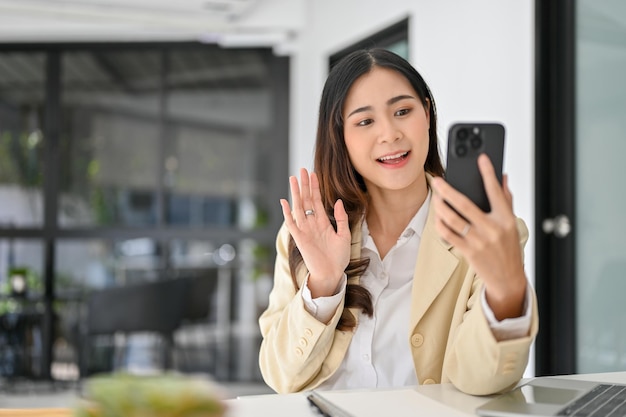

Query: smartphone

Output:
[445, 122, 505, 212]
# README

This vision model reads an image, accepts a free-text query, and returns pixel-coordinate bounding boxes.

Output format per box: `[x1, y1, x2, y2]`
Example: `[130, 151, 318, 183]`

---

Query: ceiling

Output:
[0, 0, 302, 50]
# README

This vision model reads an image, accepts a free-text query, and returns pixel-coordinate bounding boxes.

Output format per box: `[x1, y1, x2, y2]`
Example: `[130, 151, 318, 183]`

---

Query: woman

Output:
[258, 48, 538, 396]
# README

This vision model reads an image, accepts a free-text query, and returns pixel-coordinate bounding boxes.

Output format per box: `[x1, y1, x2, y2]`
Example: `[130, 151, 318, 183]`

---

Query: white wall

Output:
[288, 0, 535, 376]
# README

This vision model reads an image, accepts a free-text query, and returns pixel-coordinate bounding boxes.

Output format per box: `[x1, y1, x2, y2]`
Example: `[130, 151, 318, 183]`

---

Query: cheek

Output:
[343, 137, 369, 173]
[343, 131, 360, 158]
[344, 144, 362, 168]
[413, 120, 430, 145]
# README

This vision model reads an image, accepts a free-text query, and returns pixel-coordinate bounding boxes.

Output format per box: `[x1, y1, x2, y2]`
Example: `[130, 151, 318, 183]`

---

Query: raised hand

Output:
[280, 168, 352, 298]
[431, 154, 527, 320]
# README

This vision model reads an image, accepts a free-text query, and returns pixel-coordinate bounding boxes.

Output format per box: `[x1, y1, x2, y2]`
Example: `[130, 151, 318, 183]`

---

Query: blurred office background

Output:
[0, 0, 624, 393]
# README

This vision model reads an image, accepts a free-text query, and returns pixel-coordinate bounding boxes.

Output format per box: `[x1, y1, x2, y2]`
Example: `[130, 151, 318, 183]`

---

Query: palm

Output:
[280, 169, 351, 296]
[290, 210, 351, 280]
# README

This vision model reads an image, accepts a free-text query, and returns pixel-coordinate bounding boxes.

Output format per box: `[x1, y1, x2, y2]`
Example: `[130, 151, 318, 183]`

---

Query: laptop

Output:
[476, 377, 626, 417]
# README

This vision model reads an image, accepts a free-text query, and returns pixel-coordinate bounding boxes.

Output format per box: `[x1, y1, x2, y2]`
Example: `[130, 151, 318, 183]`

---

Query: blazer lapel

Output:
[347, 193, 459, 331]
[409, 198, 460, 330]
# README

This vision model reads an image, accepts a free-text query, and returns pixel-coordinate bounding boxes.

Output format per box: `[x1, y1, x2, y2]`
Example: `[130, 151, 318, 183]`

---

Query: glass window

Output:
[59, 51, 162, 227]
[56, 239, 115, 295]
[0, 239, 45, 378]
[163, 49, 275, 229]
[0, 53, 46, 227]
[56, 238, 163, 294]
[52, 298, 81, 381]
[0, 44, 287, 383]
[386, 39, 409, 60]
[164, 127, 243, 227]
[170, 239, 218, 270]
[0, 239, 44, 308]
[329, 18, 409, 68]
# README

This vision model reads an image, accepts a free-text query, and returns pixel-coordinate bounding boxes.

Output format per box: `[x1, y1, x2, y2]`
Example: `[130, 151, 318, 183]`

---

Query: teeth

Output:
[378, 152, 408, 161]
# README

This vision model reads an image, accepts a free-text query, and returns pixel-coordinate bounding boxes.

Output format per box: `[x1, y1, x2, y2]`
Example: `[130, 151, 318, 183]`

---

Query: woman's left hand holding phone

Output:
[280, 168, 352, 298]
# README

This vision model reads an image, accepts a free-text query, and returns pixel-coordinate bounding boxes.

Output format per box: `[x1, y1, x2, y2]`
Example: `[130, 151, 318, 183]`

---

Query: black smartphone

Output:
[445, 122, 505, 212]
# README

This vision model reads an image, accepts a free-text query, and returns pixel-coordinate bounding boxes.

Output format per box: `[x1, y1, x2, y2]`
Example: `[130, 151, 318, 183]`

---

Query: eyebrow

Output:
[346, 94, 417, 118]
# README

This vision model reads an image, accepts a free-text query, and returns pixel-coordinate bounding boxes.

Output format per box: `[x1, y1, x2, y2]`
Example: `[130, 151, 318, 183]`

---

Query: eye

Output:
[395, 108, 411, 117]
[357, 118, 373, 127]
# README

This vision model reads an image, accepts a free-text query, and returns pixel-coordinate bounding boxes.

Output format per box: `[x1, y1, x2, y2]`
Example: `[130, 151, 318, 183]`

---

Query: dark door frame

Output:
[534, 0, 577, 376]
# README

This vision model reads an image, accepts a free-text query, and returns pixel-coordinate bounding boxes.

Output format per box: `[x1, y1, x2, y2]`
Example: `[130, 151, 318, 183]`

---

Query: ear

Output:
[424, 97, 431, 125]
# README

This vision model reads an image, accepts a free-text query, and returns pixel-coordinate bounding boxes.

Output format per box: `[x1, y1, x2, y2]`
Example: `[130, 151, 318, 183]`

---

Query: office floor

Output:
[0, 377, 275, 409]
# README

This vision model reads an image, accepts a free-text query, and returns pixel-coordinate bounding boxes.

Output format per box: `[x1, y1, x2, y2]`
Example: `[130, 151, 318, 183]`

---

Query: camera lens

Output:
[470, 134, 482, 149]
[455, 144, 467, 157]
[457, 128, 469, 140]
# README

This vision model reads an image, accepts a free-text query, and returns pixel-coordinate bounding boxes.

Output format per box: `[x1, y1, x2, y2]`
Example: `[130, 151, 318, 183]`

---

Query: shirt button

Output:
[423, 378, 437, 385]
[299, 337, 308, 347]
[295, 348, 303, 356]
[362, 354, 370, 362]
[304, 328, 313, 337]
[411, 333, 424, 347]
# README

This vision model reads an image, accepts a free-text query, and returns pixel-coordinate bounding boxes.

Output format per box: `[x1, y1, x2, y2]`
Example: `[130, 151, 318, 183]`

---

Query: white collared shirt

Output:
[302, 190, 532, 390]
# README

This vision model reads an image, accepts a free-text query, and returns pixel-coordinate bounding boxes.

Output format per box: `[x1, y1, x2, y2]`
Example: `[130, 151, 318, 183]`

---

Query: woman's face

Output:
[342, 66, 430, 194]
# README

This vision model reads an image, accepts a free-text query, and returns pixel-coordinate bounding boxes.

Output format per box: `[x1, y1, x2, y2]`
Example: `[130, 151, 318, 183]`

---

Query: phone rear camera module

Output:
[456, 128, 469, 140]
[455, 144, 468, 157]
[470, 134, 482, 149]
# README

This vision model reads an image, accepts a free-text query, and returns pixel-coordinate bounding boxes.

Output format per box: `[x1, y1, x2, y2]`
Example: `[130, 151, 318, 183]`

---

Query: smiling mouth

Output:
[377, 151, 409, 164]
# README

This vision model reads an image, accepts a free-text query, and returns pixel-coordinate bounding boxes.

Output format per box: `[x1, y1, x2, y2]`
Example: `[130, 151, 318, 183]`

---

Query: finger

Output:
[432, 177, 483, 225]
[434, 214, 468, 249]
[310, 172, 325, 221]
[432, 191, 472, 237]
[502, 174, 514, 209]
[300, 168, 314, 214]
[334, 199, 350, 238]
[280, 199, 297, 231]
[289, 175, 305, 224]
[478, 154, 507, 213]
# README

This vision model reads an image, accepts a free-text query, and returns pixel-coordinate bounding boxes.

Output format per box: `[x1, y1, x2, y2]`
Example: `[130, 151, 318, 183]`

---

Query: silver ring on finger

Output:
[304, 209, 315, 216]
[460, 223, 471, 238]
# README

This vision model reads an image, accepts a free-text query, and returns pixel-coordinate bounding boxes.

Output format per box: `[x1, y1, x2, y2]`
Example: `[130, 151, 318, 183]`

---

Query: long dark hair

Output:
[289, 48, 445, 331]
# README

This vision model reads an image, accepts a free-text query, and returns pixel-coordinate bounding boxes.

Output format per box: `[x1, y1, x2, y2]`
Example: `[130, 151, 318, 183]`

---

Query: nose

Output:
[377, 115, 401, 143]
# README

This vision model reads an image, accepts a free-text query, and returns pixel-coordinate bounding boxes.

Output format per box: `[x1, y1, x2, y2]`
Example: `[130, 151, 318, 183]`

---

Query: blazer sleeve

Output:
[443, 218, 540, 395]
[258, 223, 347, 393]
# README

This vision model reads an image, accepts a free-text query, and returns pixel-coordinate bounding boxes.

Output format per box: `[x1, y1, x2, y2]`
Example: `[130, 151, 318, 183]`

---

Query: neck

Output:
[365, 176, 429, 238]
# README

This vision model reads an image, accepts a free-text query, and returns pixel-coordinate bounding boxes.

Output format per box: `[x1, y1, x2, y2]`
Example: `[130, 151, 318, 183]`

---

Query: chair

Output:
[79, 278, 189, 378]
[173, 272, 224, 375]
[180, 274, 219, 323]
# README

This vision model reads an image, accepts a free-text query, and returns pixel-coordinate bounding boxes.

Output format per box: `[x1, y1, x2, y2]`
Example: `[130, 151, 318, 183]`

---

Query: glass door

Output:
[575, 0, 626, 373]
[535, 0, 626, 375]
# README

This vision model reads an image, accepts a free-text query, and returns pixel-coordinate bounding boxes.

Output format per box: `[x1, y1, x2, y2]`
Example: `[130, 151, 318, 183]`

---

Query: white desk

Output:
[224, 371, 626, 417]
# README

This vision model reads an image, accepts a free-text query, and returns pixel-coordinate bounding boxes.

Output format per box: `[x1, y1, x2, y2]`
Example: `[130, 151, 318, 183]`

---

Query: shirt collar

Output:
[361, 188, 432, 244]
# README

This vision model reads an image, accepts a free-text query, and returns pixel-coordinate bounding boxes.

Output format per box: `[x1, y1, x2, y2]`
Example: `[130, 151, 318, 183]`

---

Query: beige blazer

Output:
[258, 182, 539, 396]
